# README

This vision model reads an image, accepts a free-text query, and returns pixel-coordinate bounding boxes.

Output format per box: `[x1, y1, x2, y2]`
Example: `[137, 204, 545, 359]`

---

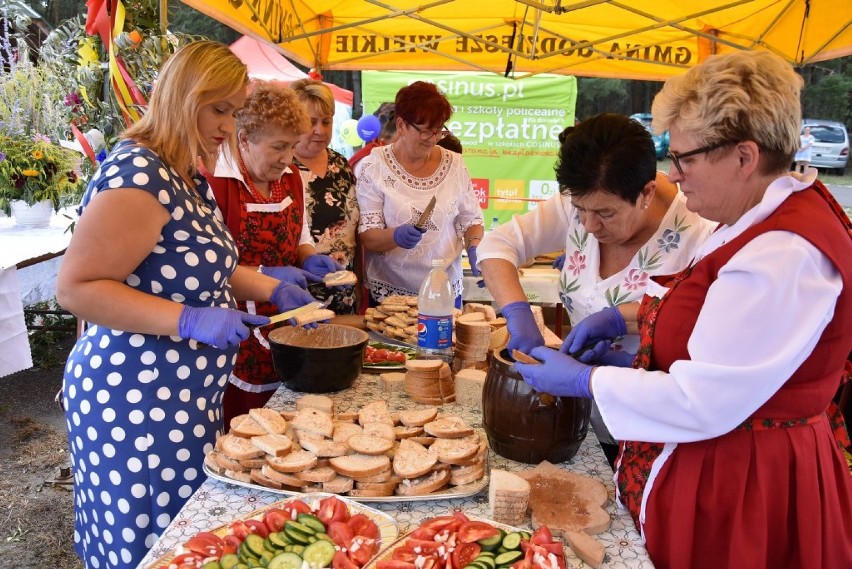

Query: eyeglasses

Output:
[406, 121, 449, 141]
[668, 140, 736, 177]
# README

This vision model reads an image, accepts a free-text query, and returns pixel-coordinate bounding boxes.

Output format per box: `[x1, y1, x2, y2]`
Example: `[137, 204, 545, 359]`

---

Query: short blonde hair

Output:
[122, 41, 248, 175]
[238, 80, 311, 140]
[652, 50, 803, 174]
[289, 78, 335, 118]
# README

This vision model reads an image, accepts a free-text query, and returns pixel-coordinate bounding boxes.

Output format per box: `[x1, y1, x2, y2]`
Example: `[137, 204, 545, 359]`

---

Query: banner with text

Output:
[362, 71, 577, 227]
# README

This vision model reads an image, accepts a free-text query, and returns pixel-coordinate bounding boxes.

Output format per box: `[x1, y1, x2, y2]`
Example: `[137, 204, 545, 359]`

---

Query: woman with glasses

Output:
[477, 112, 714, 464]
[515, 51, 852, 568]
[356, 81, 484, 306]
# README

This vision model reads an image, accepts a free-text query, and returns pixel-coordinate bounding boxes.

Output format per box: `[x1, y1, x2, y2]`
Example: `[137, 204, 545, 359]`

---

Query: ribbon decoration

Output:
[71, 123, 98, 166]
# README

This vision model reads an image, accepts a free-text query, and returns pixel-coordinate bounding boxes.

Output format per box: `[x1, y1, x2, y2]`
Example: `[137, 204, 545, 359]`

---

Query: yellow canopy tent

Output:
[181, 0, 852, 80]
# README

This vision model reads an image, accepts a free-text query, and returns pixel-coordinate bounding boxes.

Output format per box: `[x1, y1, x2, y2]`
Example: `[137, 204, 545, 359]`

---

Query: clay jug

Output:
[482, 348, 591, 464]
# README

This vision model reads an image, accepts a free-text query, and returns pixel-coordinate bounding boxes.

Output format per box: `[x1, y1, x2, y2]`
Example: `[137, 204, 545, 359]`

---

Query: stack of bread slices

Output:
[403, 359, 455, 404]
[205, 395, 488, 498]
[363, 295, 420, 344]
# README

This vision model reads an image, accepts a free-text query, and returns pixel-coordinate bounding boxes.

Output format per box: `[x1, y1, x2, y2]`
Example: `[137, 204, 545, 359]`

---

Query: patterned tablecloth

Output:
[139, 372, 655, 569]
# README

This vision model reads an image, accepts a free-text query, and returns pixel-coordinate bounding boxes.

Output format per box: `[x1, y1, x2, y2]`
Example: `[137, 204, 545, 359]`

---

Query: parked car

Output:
[630, 112, 669, 160]
[801, 119, 849, 175]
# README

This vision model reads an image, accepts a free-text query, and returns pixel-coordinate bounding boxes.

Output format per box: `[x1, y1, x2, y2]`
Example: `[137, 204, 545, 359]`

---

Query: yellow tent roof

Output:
[183, 0, 852, 80]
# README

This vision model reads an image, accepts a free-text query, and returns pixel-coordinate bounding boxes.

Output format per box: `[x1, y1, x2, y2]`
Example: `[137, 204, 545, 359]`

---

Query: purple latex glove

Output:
[515, 346, 594, 398]
[552, 253, 566, 271]
[302, 254, 342, 279]
[178, 305, 269, 349]
[260, 265, 321, 289]
[574, 339, 636, 367]
[561, 306, 627, 355]
[393, 224, 426, 249]
[467, 245, 481, 277]
[270, 282, 322, 329]
[501, 301, 545, 354]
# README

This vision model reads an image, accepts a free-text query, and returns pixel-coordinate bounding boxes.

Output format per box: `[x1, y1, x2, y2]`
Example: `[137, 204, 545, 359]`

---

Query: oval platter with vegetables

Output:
[149, 494, 398, 569]
[362, 342, 417, 371]
[370, 512, 566, 569]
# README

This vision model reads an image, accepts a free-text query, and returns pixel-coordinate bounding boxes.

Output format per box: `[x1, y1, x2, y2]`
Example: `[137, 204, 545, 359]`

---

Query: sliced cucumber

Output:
[302, 538, 336, 567]
[244, 534, 267, 557]
[519, 531, 532, 542]
[269, 532, 291, 549]
[285, 520, 316, 535]
[501, 532, 522, 551]
[202, 562, 223, 569]
[315, 532, 333, 542]
[220, 553, 240, 569]
[267, 551, 304, 569]
[474, 553, 497, 569]
[478, 530, 504, 552]
[297, 514, 327, 534]
[284, 525, 312, 545]
[494, 551, 524, 565]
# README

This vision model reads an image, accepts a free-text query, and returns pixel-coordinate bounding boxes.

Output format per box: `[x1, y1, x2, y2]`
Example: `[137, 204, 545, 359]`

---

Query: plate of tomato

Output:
[368, 512, 566, 569]
[147, 493, 399, 569]
[363, 341, 417, 371]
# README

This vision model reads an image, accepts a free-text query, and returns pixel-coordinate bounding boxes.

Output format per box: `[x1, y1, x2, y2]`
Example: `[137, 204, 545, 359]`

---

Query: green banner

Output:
[361, 71, 577, 227]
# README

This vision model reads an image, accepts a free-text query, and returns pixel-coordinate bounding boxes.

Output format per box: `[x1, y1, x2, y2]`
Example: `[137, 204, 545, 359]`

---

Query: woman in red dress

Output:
[204, 81, 338, 426]
[514, 50, 852, 569]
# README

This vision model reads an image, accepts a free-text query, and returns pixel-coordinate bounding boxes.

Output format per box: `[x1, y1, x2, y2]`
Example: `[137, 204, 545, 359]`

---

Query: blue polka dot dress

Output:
[63, 141, 240, 568]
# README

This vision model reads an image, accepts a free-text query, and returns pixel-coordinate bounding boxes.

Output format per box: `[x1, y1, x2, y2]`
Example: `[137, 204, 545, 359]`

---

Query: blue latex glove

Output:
[552, 253, 566, 271]
[515, 346, 594, 398]
[270, 282, 322, 329]
[467, 245, 481, 277]
[501, 301, 545, 354]
[561, 306, 627, 355]
[393, 224, 426, 249]
[302, 254, 342, 279]
[178, 305, 269, 349]
[260, 265, 321, 289]
[574, 339, 636, 367]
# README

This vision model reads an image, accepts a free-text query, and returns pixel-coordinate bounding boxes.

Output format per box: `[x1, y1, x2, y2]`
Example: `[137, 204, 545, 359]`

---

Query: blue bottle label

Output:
[417, 314, 453, 350]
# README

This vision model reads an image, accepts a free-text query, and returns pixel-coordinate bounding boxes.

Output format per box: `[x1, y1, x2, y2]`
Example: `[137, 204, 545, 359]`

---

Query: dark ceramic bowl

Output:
[268, 323, 369, 393]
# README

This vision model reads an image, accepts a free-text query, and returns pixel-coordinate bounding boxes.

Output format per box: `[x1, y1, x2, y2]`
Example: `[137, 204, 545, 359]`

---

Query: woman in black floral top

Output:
[291, 79, 360, 314]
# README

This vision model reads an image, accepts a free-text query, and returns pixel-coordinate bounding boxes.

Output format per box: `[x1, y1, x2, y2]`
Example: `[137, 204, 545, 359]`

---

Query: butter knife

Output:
[415, 195, 437, 229]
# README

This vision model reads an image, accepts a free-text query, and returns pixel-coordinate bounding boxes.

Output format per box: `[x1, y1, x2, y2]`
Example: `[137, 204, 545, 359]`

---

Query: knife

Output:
[256, 301, 327, 328]
[415, 195, 437, 228]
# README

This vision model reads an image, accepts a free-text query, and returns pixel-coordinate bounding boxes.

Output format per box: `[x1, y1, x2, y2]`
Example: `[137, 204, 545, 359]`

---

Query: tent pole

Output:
[159, 0, 168, 35]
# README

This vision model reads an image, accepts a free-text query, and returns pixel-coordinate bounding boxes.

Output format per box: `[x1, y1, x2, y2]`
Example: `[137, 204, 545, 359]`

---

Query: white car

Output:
[801, 119, 849, 175]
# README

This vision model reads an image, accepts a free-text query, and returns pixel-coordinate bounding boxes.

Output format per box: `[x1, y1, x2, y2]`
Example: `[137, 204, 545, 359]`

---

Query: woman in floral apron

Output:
[205, 81, 337, 426]
[515, 51, 852, 568]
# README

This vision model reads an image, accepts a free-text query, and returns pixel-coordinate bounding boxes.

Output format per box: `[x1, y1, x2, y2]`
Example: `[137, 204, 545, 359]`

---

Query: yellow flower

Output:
[32, 150, 43, 159]
[22, 169, 40, 176]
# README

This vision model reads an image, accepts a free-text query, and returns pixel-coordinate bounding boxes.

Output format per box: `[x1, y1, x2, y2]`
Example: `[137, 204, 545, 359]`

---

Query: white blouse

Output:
[356, 145, 484, 300]
[594, 170, 843, 444]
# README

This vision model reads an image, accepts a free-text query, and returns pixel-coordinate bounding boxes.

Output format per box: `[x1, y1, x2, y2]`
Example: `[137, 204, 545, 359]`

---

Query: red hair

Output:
[394, 81, 452, 128]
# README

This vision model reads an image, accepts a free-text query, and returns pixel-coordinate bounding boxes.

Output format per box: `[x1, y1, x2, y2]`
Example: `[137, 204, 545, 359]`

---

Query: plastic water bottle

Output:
[489, 217, 500, 231]
[417, 259, 454, 363]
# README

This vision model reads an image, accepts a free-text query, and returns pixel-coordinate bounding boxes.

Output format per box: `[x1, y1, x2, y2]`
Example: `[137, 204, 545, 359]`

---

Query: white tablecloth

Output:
[463, 266, 562, 304]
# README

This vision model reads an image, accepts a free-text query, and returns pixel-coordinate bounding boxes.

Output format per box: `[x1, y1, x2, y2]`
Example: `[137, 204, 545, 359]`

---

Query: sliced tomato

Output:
[388, 351, 408, 363]
[169, 552, 204, 568]
[391, 547, 420, 562]
[376, 560, 417, 569]
[348, 537, 378, 566]
[452, 511, 470, 524]
[403, 538, 442, 555]
[334, 550, 361, 569]
[328, 520, 355, 548]
[348, 513, 380, 539]
[318, 496, 350, 525]
[264, 508, 290, 533]
[457, 521, 500, 543]
[184, 531, 224, 558]
[228, 520, 251, 541]
[451, 541, 481, 569]
[419, 516, 462, 534]
[409, 527, 438, 541]
[511, 558, 532, 569]
[222, 534, 241, 556]
[530, 526, 554, 546]
[244, 518, 269, 538]
[534, 542, 564, 556]
[285, 500, 312, 519]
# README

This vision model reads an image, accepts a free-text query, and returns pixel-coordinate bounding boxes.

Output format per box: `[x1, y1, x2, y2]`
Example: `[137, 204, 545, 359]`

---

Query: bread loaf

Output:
[564, 530, 605, 569]
[296, 394, 334, 415]
[454, 368, 487, 407]
[489, 469, 531, 526]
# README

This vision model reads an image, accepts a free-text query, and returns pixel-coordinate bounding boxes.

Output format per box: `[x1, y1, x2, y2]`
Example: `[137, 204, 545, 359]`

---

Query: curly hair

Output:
[237, 80, 310, 140]
[554, 113, 656, 203]
[652, 50, 803, 175]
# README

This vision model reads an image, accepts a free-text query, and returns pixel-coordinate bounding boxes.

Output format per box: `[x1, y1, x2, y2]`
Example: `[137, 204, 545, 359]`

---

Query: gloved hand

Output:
[552, 253, 566, 271]
[178, 305, 269, 349]
[260, 265, 322, 289]
[270, 282, 322, 329]
[393, 224, 426, 249]
[515, 346, 594, 398]
[574, 339, 636, 367]
[561, 306, 627, 356]
[302, 254, 342, 279]
[502, 301, 545, 354]
[467, 246, 480, 277]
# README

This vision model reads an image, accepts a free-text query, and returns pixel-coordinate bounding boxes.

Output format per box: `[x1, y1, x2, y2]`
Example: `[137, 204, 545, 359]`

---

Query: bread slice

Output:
[395, 468, 451, 496]
[238, 456, 268, 469]
[393, 439, 439, 479]
[423, 416, 474, 438]
[291, 408, 334, 438]
[220, 434, 266, 460]
[294, 308, 336, 326]
[266, 450, 318, 473]
[225, 469, 253, 483]
[394, 425, 425, 439]
[351, 468, 393, 483]
[295, 466, 339, 483]
[332, 422, 363, 443]
[297, 394, 335, 415]
[347, 434, 394, 455]
[204, 451, 227, 475]
[261, 463, 307, 487]
[398, 407, 439, 427]
[511, 349, 541, 365]
[429, 436, 480, 464]
[449, 466, 485, 486]
[230, 414, 268, 438]
[358, 400, 394, 426]
[404, 359, 444, 372]
[249, 407, 289, 435]
[323, 475, 354, 494]
[353, 480, 398, 496]
[324, 270, 357, 286]
[251, 434, 293, 457]
[297, 432, 349, 458]
[335, 411, 360, 422]
[362, 422, 397, 441]
[489, 469, 531, 526]
[329, 454, 391, 478]
[565, 530, 605, 569]
[250, 467, 284, 490]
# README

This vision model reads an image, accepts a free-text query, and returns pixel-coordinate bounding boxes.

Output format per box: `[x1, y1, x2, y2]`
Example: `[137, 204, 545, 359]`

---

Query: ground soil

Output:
[0, 335, 82, 568]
